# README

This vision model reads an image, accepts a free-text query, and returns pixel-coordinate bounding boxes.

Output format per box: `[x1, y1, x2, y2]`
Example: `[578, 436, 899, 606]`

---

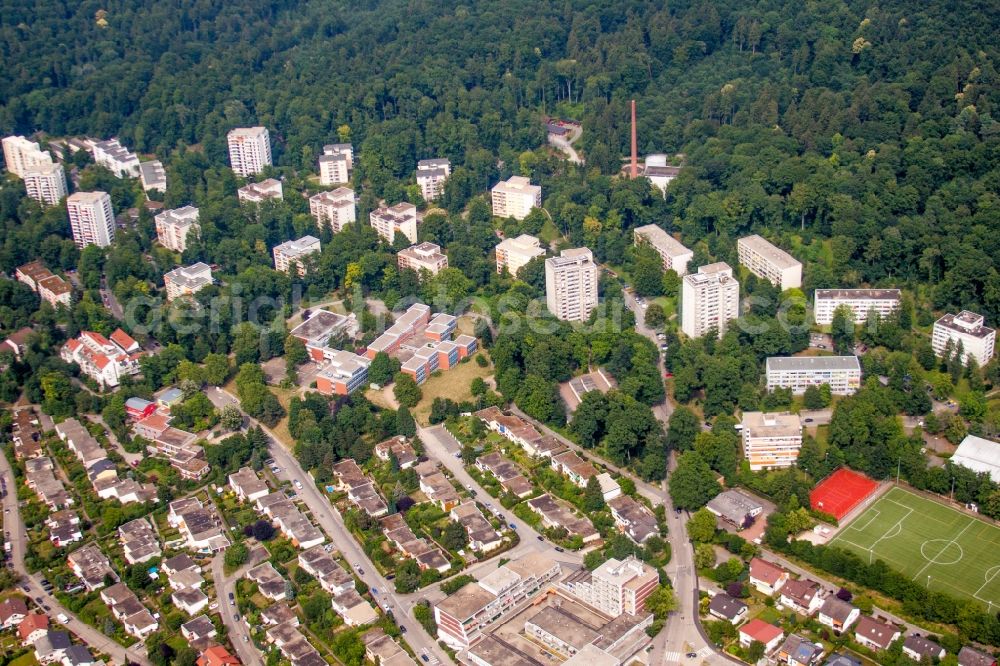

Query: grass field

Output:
[831, 487, 1000, 608]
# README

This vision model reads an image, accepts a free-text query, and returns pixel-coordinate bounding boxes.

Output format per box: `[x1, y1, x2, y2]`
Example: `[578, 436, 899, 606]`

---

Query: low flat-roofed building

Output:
[742, 411, 802, 471]
[737, 234, 802, 290]
[766, 355, 862, 396]
[273, 236, 321, 276]
[706, 488, 764, 528]
[398, 242, 448, 276]
[466, 634, 544, 666]
[289, 309, 358, 361]
[525, 605, 599, 656]
[633, 224, 693, 275]
[813, 289, 901, 325]
[932, 310, 996, 366]
[164, 263, 213, 301]
[139, 160, 167, 193]
[561, 644, 620, 666]
[315, 350, 370, 396]
[238, 178, 283, 204]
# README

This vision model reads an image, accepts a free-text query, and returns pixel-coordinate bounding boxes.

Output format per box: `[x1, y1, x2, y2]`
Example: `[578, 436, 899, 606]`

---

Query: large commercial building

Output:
[273, 236, 321, 275]
[681, 262, 740, 338]
[309, 187, 356, 232]
[932, 310, 996, 366]
[633, 224, 693, 275]
[370, 202, 418, 244]
[559, 556, 658, 618]
[67, 191, 115, 248]
[155, 206, 200, 253]
[741, 411, 803, 471]
[814, 289, 901, 325]
[23, 162, 67, 206]
[318, 144, 353, 185]
[92, 139, 140, 178]
[315, 350, 371, 396]
[496, 234, 545, 276]
[545, 248, 599, 322]
[163, 263, 213, 301]
[238, 178, 283, 204]
[227, 127, 272, 177]
[737, 235, 802, 290]
[765, 356, 862, 395]
[491, 176, 541, 220]
[416, 158, 450, 201]
[2, 136, 52, 177]
[434, 553, 561, 649]
[397, 242, 448, 276]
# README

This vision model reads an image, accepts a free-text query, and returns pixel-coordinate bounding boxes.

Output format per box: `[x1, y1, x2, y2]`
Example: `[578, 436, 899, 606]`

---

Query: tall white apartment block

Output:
[370, 202, 418, 244]
[813, 289, 901, 325]
[2, 136, 52, 177]
[319, 144, 353, 185]
[545, 248, 599, 322]
[23, 162, 68, 206]
[932, 310, 996, 366]
[139, 161, 167, 193]
[309, 187, 356, 232]
[496, 234, 545, 276]
[416, 158, 451, 202]
[491, 176, 541, 220]
[227, 127, 272, 177]
[559, 556, 659, 618]
[92, 139, 140, 178]
[67, 191, 115, 248]
[237, 178, 283, 204]
[741, 411, 802, 471]
[155, 206, 200, 253]
[398, 242, 448, 276]
[273, 236, 321, 276]
[681, 262, 740, 338]
[765, 356, 862, 395]
[633, 224, 693, 276]
[163, 263, 213, 301]
[737, 235, 802, 290]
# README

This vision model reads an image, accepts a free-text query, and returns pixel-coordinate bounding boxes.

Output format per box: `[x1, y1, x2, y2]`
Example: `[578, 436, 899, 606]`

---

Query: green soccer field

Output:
[830, 486, 1000, 609]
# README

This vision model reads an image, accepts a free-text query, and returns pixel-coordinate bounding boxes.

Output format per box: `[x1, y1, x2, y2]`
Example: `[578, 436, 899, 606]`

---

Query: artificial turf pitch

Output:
[830, 486, 1000, 608]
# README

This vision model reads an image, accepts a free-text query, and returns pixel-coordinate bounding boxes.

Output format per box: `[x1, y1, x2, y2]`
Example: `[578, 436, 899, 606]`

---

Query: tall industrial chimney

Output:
[630, 99, 638, 179]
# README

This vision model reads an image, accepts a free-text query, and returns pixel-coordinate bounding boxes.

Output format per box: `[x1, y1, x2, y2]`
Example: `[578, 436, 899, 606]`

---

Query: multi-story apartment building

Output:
[66, 191, 115, 248]
[416, 158, 450, 201]
[23, 162, 67, 206]
[681, 262, 740, 338]
[315, 350, 371, 396]
[491, 176, 542, 220]
[273, 235, 321, 275]
[813, 288, 901, 325]
[227, 127, 272, 177]
[139, 160, 167, 193]
[237, 178, 283, 204]
[2, 136, 52, 177]
[559, 556, 658, 618]
[397, 242, 448, 276]
[61, 329, 141, 388]
[15, 261, 72, 308]
[91, 139, 140, 178]
[309, 187, 356, 232]
[435, 553, 560, 649]
[163, 263, 213, 301]
[737, 235, 802, 290]
[932, 310, 996, 366]
[155, 206, 200, 253]
[545, 248, 598, 322]
[742, 411, 803, 471]
[765, 356, 862, 395]
[633, 224, 693, 275]
[318, 144, 353, 185]
[495, 234, 545, 276]
[370, 202, 418, 244]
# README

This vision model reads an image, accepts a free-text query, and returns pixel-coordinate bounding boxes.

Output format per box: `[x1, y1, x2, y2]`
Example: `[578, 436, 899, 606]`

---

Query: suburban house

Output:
[903, 635, 946, 662]
[739, 619, 784, 653]
[779, 578, 824, 616]
[854, 616, 901, 652]
[817, 597, 860, 633]
[959, 646, 997, 666]
[778, 634, 824, 666]
[748, 557, 789, 595]
[708, 593, 747, 625]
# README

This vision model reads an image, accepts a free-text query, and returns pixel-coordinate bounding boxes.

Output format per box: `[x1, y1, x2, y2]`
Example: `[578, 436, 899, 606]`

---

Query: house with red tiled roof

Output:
[110, 329, 140, 353]
[18, 613, 50, 645]
[60, 328, 141, 387]
[749, 557, 789, 595]
[739, 618, 784, 653]
[197, 645, 240, 666]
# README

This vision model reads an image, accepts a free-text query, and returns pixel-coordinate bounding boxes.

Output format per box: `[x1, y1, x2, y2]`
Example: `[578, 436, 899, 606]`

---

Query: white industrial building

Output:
[951, 435, 1000, 483]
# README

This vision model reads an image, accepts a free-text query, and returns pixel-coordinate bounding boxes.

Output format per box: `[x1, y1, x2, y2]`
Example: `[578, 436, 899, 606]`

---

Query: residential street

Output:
[211, 550, 267, 666]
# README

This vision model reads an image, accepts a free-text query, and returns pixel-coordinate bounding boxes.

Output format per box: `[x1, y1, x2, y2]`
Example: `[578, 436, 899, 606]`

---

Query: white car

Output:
[294, 480, 303, 489]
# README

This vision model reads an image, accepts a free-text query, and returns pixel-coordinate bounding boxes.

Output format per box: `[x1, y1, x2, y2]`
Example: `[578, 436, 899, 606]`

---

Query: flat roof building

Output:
[309, 187, 355, 233]
[92, 139, 140, 178]
[932, 310, 996, 366]
[238, 178, 283, 204]
[289, 310, 359, 361]
[491, 176, 541, 220]
[416, 158, 450, 202]
[315, 350, 371, 396]
[164, 263, 213, 301]
[706, 489, 764, 528]
[681, 262, 739, 339]
[155, 206, 200, 253]
[227, 127, 271, 177]
[67, 191, 115, 248]
[273, 235, 321, 276]
[737, 235, 802, 290]
[23, 162, 67, 206]
[398, 242, 448, 276]
[2, 135, 52, 178]
[742, 411, 802, 471]
[496, 234, 545, 277]
[814, 289, 901, 325]
[559, 555, 658, 618]
[765, 355, 862, 396]
[319, 144, 353, 186]
[633, 224, 693, 276]
[546, 247, 598, 322]
[139, 160, 167, 193]
[370, 202, 418, 244]
[951, 434, 1000, 483]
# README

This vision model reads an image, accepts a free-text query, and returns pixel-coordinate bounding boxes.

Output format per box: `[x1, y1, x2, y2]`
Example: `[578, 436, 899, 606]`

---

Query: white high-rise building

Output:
[273, 236, 321, 276]
[559, 556, 659, 618]
[2, 136, 52, 177]
[633, 224, 693, 276]
[318, 144, 353, 185]
[309, 187, 356, 233]
[495, 234, 545, 276]
[491, 176, 541, 220]
[742, 412, 802, 471]
[91, 139, 140, 178]
[370, 202, 418, 244]
[765, 356, 862, 395]
[681, 262, 740, 338]
[737, 235, 802, 291]
[416, 159, 451, 202]
[545, 248, 598, 322]
[932, 310, 996, 367]
[23, 162, 68, 206]
[155, 206, 200, 253]
[227, 127, 272, 177]
[813, 289, 901, 325]
[67, 192, 115, 248]
[163, 263, 213, 301]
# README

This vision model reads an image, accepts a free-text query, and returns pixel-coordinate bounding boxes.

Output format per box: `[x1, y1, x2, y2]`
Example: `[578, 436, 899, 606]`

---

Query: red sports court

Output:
[810, 468, 879, 521]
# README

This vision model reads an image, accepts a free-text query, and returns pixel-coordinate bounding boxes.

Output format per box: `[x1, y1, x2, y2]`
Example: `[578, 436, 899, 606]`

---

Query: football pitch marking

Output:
[975, 566, 1000, 606]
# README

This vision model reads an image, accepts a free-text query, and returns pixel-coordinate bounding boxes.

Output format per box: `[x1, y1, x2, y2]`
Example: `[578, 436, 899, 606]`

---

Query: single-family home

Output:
[708, 593, 747, 625]
[817, 597, 859, 633]
[739, 618, 784, 654]
[748, 557, 789, 595]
